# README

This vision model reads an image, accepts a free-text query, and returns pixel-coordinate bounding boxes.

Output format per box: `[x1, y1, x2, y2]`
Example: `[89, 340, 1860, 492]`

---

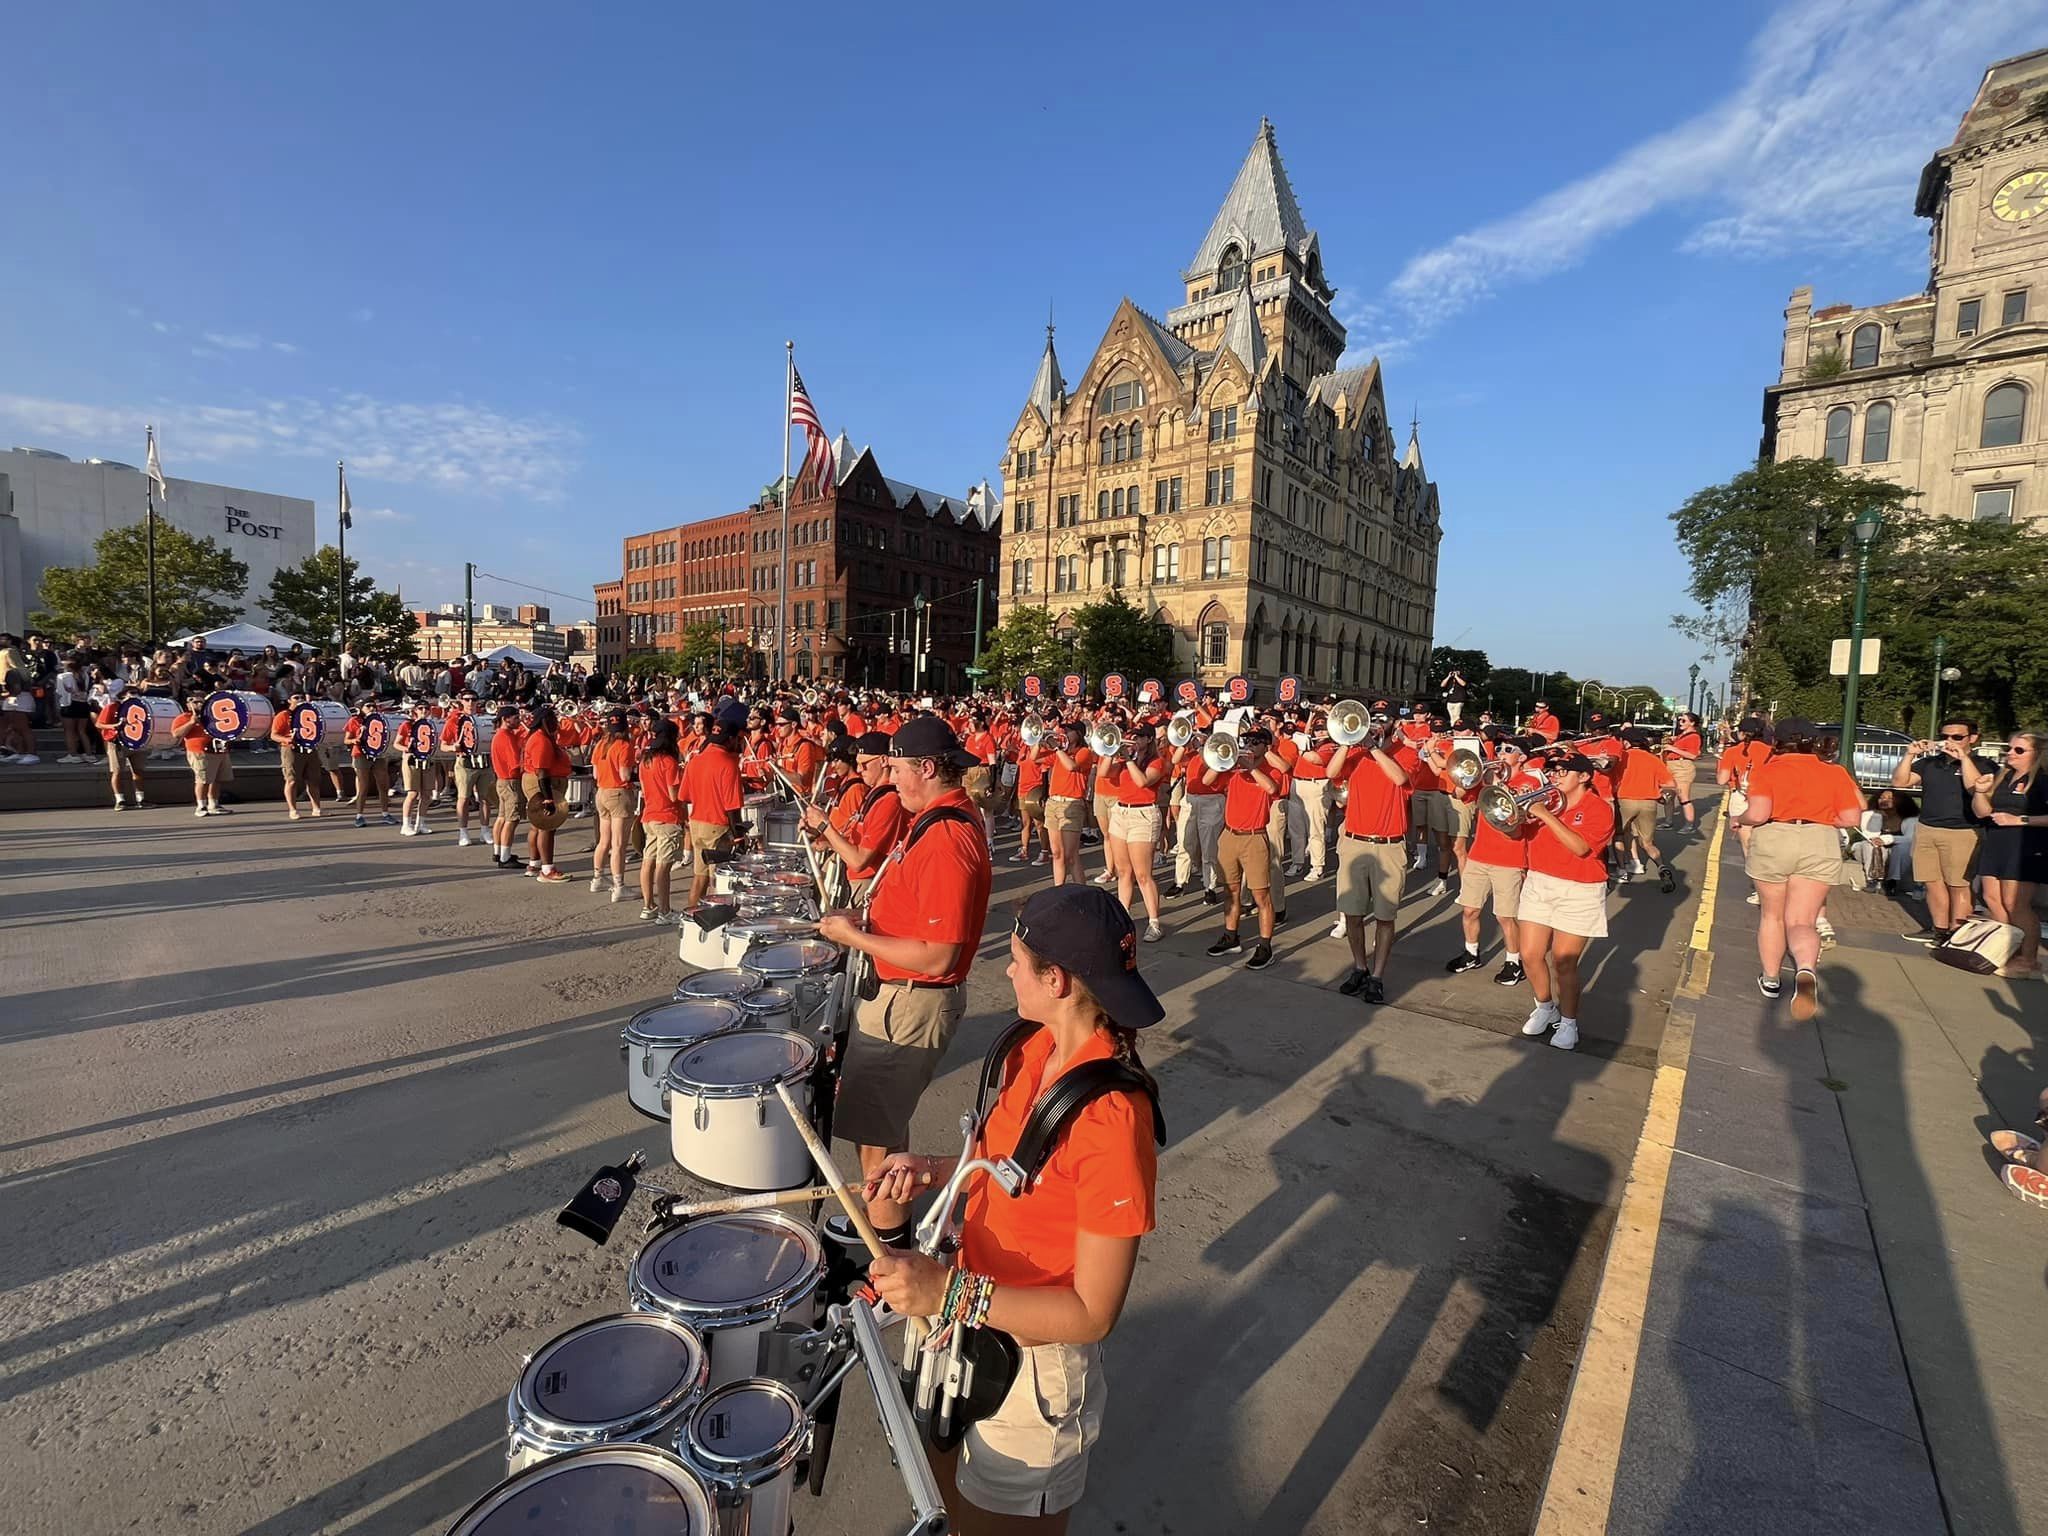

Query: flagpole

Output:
[144, 425, 159, 645]
[336, 460, 347, 656]
[779, 340, 793, 687]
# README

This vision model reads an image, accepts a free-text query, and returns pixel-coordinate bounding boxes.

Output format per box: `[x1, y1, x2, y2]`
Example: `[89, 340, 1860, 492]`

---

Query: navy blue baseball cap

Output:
[888, 716, 979, 768]
[1014, 886, 1165, 1030]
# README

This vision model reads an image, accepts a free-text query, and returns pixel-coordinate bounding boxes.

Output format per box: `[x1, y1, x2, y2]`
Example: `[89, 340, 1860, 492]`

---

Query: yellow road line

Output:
[1533, 809, 1725, 1535]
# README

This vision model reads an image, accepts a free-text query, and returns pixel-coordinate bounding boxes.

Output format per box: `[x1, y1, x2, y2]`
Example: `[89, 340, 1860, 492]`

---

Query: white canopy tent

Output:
[173, 621, 314, 652]
[481, 643, 553, 672]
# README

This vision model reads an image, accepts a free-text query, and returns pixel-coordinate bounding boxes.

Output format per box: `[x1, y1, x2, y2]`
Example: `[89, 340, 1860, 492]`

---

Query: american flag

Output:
[789, 366, 835, 498]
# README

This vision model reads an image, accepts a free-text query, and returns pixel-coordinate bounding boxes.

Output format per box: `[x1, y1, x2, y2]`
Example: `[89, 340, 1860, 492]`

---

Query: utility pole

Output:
[971, 577, 985, 673]
[463, 563, 475, 656]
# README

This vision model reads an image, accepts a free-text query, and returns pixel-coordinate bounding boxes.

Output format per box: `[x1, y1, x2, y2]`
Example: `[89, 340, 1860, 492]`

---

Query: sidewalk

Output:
[1542, 819, 2047, 1535]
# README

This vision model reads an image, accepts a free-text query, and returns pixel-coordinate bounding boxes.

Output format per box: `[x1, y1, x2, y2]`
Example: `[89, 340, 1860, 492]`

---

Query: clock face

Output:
[1992, 170, 2048, 222]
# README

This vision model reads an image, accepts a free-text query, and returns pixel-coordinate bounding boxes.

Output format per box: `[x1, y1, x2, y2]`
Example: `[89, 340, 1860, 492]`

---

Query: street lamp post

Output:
[1929, 634, 1962, 729]
[1839, 505, 1886, 781]
[1688, 662, 1701, 716]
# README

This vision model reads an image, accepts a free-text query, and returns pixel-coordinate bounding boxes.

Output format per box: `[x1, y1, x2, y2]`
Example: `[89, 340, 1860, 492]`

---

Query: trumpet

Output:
[1446, 747, 1500, 792]
[1326, 699, 1376, 746]
[1018, 714, 1049, 750]
[1477, 781, 1562, 834]
[1087, 721, 1124, 758]
[1164, 710, 1202, 750]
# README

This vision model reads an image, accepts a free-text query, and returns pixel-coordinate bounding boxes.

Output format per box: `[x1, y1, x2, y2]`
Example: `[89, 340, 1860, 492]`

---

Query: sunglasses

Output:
[1940, 732, 1970, 741]
[2008, 746, 2033, 756]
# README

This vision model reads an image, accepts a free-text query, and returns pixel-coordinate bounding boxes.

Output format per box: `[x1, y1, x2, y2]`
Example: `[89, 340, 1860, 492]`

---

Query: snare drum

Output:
[739, 939, 844, 1031]
[761, 806, 804, 850]
[564, 772, 595, 811]
[675, 1378, 809, 1536]
[733, 985, 796, 1032]
[504, 1313, 710, 1473]
[662, 1031, 820, 1191]
[674, 970, 762, 1008]
[629, 1212, 826, 1388]
[450, 1443, 715, 1536]
[740, 794, 779, 842]
[621, 999, 744, 1119]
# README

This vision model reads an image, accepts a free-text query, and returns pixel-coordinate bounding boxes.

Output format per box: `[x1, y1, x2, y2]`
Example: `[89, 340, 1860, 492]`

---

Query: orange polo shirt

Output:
[682, 744, 745, 828]
[1470, 768, 1543, 869]
[1342, 746, 1419, 838]
[867, 791, 992, 985]
[638, 753, 684, 824]
[1526, 792, 1615, 883]
[591, 736, 637, 791]
[1615, 747, 1676, 801]
[1047, 746, 1096, 800]
[1747, 753, 1863, 825]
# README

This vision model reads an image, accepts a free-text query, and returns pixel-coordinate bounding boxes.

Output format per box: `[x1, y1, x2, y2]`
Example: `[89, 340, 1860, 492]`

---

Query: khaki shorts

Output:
[1216, 827, 1272, 890]
[689, 821, 735, 855]
[1093, 791, 1116, 826]
[1749, 821, 1845, 884]
[1452, 795, 1479, 839]
[454, 757, 493, 804]
[1618, 798, 1661, 843]
[1046, 795, 1087, 834]
[188, 751, 227, 787]
[596, 786, 634, 820]
[1335, 835, 1405, 920]
[318, 743, 352, 776]
[1458, 860, 1524, 918]
[1670, 759, 1697, 798]
[1912, 824, 1980, 887]
[833, 983, 966, 1148]
[1019, 787, 1046, 820]
[281, 749, 310, 789]
[1517, 870, 1608, 939]
[957, 1339, 1106, 1518]
[402, 758, 432, 792]
[1109, 802, 1161, 844]
[496, 778, 528, 821]
[642, 820, 684, 864]
[1411, 790, 1454, 836]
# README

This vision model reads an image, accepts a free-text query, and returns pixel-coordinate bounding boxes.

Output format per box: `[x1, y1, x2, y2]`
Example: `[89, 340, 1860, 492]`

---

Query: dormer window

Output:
[1218, 244, 1246, 294]
[1849, 323, 1880, 369]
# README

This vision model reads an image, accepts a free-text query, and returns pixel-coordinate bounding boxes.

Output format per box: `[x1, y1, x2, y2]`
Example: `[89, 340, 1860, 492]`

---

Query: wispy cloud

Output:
[0, 390, 582, 499]
[272, 341, 299, 355]
[201, 331, 266, 352]
[351, 307, 375, 325]
[356, 506, 411, 522]
[1341, 0, 2048, 359]
[150, 320, 173, 335]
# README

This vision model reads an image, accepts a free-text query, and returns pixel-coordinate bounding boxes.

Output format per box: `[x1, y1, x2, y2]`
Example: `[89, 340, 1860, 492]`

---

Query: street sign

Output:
[1829, 638, 1882, 676]
[963, 666, 987, 678]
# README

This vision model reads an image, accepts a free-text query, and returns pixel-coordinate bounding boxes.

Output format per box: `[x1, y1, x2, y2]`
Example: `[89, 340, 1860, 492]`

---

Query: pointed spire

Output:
[832, 429, 856, 483]
[1027, 322, 1065, 423]
[1402, 411, 1424, 475]
[1219, 282, 1266, 377]
[1183, 118, 1315, 283]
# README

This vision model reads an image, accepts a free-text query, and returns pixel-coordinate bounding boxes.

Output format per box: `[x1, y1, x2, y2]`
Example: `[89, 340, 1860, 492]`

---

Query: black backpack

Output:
[973, 1019, 1165, 1192]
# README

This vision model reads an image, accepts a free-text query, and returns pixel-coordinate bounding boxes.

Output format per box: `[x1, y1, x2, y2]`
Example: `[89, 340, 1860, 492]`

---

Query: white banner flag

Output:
[144, 426, 168, 504]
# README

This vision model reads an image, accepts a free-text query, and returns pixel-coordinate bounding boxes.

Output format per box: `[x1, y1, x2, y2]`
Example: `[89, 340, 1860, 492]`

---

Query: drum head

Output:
[683, 1379, 806, 1480]
[674, 971, 760, 1005]
[514, 1316, 707, 1435]
[448, 1445, 713, 1535]
[736, 985, 795, 1018]
[671, 1031, 816, 1090]
[624, 999, 742, 1047]
[742, 939, 840, 978]
[634, 1212, 824, 1318]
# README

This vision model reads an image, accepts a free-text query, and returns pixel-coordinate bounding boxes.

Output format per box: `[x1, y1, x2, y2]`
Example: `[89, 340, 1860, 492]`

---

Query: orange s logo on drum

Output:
[409, 721, 436, 757]
[209, 696, 242, 737]
[363, 717, 387, 754]
[295, 705, 321, 744]
[120, 699, 150, 748]
[459, 718, 477, 752]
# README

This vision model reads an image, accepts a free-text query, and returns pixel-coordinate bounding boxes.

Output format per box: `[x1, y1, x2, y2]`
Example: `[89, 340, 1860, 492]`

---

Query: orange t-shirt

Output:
[1015, 747, 1048, 796]
[1292, 741, 1333, 781]
[1526, 791, 1615, 883]
[1667, 730, 1704, 762]
[682, 744, 745, 828]
[868, 791, 992, 985]
[521, 732, 573, 780]
[1106, 757, 1164, 806]
[1047, 746, 1096, 800]
[591, 736, 637, 791]
[1470, 768, 1543, 869]
[1218, 764, 1290, 833]
[1529, 711, 1562, 742]
[1747, 753, 1863, 825]
[172, 710, 209, 757]
[491, 725, 525, 780]
[828, 777, 868, 834]
[1718, 741, 1773, 783]
[1615, 747, 1675, 801]
[1342, 746, 1419, 837]
[638, 753, 684, 824]
[961, 1026, 1156, 1291]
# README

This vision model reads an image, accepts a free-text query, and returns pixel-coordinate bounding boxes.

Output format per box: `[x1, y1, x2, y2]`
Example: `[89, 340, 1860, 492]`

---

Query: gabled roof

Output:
[1217, 283, 1266, 378]
[1132, 304, 1194, 368]
[884, 475, 975, 523]
[1307, 360, 1377, 410]
[832, 430, 858, 483]
[1183, 118, 1316, 282]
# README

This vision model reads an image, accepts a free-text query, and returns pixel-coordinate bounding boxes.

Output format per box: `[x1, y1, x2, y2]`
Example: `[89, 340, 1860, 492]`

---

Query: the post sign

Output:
[1059, 672, 1085, 700]
[1828, 638, 1882, 676]
[1101, 672, 1128, 701]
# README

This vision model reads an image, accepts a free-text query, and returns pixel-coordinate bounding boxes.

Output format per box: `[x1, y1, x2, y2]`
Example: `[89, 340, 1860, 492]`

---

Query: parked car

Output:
[1817, 723, 1914, 789]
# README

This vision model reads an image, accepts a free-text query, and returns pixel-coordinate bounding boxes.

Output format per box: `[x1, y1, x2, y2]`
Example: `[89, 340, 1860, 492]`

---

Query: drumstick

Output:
[775, 1081, 885, 1259]
[666, 1166, 934, 1222]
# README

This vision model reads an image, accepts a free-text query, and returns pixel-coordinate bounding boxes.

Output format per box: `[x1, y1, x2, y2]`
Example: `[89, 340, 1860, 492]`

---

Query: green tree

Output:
[617, 650, 678, 679]
[1429, 646, 1491, 691]
[976, 606, 1071, 692]
[1073, 591, 1176, 685]
[34, 521, 248, 643]
[261, 545, 417, 661]
[679, 620, 724, 673]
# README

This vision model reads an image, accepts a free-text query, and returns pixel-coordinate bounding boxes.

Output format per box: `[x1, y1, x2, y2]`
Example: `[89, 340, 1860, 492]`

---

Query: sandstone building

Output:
[998, 120, 1442, 696]
[1765, 49, 2048, 526]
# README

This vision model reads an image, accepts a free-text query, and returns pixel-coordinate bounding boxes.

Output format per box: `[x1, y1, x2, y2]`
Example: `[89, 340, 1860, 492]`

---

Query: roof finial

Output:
[1047, 297, 1055, 345]
[1409, 403, 1421, 439]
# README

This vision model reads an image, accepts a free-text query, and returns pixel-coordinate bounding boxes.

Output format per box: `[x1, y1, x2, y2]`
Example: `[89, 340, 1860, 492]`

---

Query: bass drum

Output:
[629, 1212, 825, 1388]
[202, 689, 276, 742]
[504, 1313, 710, 1474]
[448, 1444, 714, 1536]
[112, 695, 182, 752]
[287, 699, 352, 750]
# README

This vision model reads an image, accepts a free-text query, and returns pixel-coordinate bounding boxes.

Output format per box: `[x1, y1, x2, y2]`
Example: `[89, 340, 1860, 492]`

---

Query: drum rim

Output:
[674, 971, 764, 1004]
[663, 1029, 818, 1097]
[453, 1443, 715, 1534]
[628, 1210, 825, 1324]
[622, 999, 745, 1047]
[508, 1314, 710, 1446]
[733, 984, 796, 1018]
[738, 939, 840, 983]
[676, 1377, 809, 1487]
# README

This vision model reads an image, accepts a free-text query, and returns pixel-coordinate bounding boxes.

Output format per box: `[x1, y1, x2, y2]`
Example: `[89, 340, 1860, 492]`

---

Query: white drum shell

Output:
[732, 985, 795, 1033]
[288, 699, 352, 749]
[629, 1214, 825, 1389]
[663, 1032, 818, 1191]
[675, 1379, 808, 1536]
[739, 940, 843, 1032]
[622, 999, 743, 1119]
[202, 690, 277, 741]
[112, 695, 182, 752]
[453, 1444, 716, 1535]
[503, 1314, 710, 1475]
[716, 918, 820, 970]
[677, 915, 732, 973]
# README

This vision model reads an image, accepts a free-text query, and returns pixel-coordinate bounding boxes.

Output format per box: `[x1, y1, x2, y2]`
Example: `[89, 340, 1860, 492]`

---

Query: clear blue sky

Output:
[4, 0, 2042, 700]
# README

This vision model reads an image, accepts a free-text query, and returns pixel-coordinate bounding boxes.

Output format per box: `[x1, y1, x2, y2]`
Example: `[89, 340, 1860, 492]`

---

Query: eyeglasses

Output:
[1939, 732, 1970, 741]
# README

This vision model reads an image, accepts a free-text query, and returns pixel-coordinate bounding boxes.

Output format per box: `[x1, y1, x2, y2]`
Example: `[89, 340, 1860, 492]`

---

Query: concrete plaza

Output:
[0, 799, 1707, 1534]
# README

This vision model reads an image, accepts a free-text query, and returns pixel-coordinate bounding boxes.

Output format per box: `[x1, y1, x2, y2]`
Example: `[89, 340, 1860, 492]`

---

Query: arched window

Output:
[1861, 402, 1893, 463]
[1218, 244, 1245, 293]
[1099, 428, 1112, 464]
[1130, 422, 1143, 458]
[1850, 323, 1881, 369]
[1306, 625, 1319, 680]
[1096, 490, 1109, 519]
[1128, 484, 1139, 515]
[1824, 406, 1853, 465]
[1982, 382, 2027, 448]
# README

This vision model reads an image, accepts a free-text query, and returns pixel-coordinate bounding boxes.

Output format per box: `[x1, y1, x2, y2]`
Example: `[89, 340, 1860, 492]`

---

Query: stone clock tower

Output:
[1764, 49, 2048, 526]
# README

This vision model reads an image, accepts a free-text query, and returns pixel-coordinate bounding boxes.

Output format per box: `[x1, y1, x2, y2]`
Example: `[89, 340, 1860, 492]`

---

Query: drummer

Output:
[679, 706, 749, 910]
[270, 686, 324, 819]
[439, 690, 491, 848]
[867, 884, 1161, 1532]
[798, 731, 907, 889]
[819, 717, 993, 1248]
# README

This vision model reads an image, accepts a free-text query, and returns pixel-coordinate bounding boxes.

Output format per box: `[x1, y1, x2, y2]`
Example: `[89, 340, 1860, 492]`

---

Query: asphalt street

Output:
[0, 800, 1708, 1535]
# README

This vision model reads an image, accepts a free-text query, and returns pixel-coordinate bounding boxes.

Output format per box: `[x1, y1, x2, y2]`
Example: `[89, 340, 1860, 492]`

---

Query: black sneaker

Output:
[1361, 975, 1386, 1004]
[1245, 939, 1273, 970]
[1161, 883, 1182, 898]
[1493, 960, 1526, 987]
[1445, 950, 1485, 975]
[1658, 866, 1676, 894]
[1901, 927, 1942, 946]
[1273, 909, 1287, 926]
[1205, 931, 1242, 956]
[1338, 967, 1370, 995]
[1757, 975, 1783, 1000]
[1202, 889, 1223, 907]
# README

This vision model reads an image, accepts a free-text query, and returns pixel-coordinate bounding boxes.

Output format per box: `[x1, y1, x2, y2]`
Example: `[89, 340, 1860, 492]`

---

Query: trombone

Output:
[1477, 781, 1561, 834]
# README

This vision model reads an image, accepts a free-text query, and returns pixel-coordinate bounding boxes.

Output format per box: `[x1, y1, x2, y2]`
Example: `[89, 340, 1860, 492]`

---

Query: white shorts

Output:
[1515, 870, 1609, 939]
[956, 1340, 1106, 1518]
[1, 694, 30, 714]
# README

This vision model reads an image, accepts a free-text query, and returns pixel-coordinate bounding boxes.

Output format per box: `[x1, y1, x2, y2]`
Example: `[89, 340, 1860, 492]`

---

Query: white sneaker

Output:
[415, 823, 433, 834]
[1094, 870, 1116, 886]
[1550, 1019, 1580, 1051]
[1521, 1002, 1560, 1037]
[590, 876, 605, 893]
[457, 833, 472, 847]
[400, 825, 419, 837]
[1411, 851, 1428, 871]
[1328, 915, 1346, 939]
[1143, 922, 1164, 942]
[1427, 877, 1448, 896]
[12, 754, 39, 765]
[1745, 891, 1760, 906]
[194, 807, 210, 818]
[58, 754, 81, 763]
[611, 886, 625, 903]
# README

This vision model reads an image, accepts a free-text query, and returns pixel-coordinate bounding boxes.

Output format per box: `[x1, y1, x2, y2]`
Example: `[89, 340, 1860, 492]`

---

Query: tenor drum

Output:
[112, 694, 182, 752]
[287, 699, 352, 750]
[740, 939, 844, 1031]
[564, 772, 595, 811]
[201, 689, 276, 742]
[735, 891, 814, 922]
[662, 1031, 820, 1191]
[629, 1212, 825, 1387]
[503, 1314, 710, 1474]
[674, 1379, 809, 1536]
[621, 999, 744, 1119]
[717, 917, 821, 970]
[761, 807, 804, 850]
[674, 969, 762, 1008]
[450, 1443, 714, 1536]
[677, 908, 737, 972]
[732, 985, 796, 1033]
[740, 793, 779, 842]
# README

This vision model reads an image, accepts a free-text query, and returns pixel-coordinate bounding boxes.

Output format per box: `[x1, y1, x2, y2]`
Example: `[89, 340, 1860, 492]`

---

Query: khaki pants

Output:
[1264, 801, 1290, 910]
[834, 983, 966, 1148]
[1175, 792, 1224, 891]
[1294, 778, 1331, 874]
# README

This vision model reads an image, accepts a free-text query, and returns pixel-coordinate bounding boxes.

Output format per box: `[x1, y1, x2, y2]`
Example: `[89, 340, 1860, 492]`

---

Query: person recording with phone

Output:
[1892, 717, 2000, 948]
